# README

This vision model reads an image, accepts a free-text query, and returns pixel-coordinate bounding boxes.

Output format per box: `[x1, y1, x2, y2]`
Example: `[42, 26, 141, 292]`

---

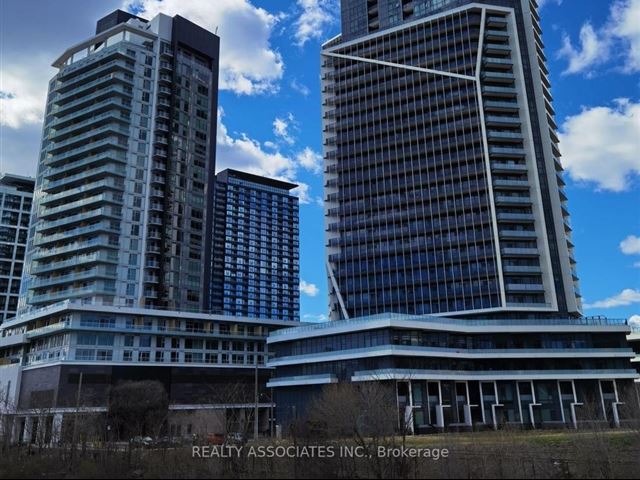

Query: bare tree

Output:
[0, 385, 17, 452]
[107, 380, 169, 441]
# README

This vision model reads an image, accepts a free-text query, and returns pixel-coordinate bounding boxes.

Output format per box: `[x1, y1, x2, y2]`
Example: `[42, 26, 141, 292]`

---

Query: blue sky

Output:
[0, 0, 638, 323]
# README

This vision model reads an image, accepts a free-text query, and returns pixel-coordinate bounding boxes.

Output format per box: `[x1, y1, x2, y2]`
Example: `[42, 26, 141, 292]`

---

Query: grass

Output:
[403, 428, 640, 448]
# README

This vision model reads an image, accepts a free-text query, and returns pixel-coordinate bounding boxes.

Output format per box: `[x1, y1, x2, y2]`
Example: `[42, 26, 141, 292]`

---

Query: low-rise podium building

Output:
[268, 314, 639, 432]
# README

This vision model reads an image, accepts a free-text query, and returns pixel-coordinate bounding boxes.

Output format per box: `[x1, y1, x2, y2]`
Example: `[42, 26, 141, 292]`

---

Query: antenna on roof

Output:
[214, 26, 219, 35]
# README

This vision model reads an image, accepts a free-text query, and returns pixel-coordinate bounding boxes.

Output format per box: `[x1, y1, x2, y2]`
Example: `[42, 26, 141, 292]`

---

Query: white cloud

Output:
[299, 280, 319, 297]
[216, 108, 316, 204]
[126, 0, 285, 95]
[293, 0, 337, 47]
[302, 313, 327, 323]
[620, 235, 640, 255]
[290, 78, 310, 96]
[273, 113, 297, 145]
[556, 23, 609, 75]
[608, 0, 640, 72]
[296, 147, 322, 174]
[558, 99, 640, 191]
[289, 182, 312, 204]
[537, 0, 563, 7]
[629, 314, 640, 327]
[556, 0, 640, 75]
[584, 288, 640, 309]
[0, 62, 50, 129]
[217, 108, 296, 178]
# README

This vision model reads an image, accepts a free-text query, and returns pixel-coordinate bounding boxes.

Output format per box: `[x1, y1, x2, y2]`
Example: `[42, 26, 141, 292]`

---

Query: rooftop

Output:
[269, 312, 630, 341]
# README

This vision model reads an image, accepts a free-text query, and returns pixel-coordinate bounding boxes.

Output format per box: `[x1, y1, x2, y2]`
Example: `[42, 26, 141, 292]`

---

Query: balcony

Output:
[48, 123, 130, 154]
[485, 30, 510, 41]
[36, 207, 120, 232]
[29, 284, 115, 304]
[33, 221, 118, 247]
[484, 100, 519, 112]
[493, 179, 529, 189]
[144, 289, 159, 299]
[49, 110, 128, 141]
[54, 58, 134, 92]
[487, 131, 524, 141]
[489, 146, 526, 158]
[49, 97, 131, 129]
[491, 162, 528, 172]
[481, 71, 516, 83]
[31, 251, 118, 274]
[57, 45, 134, 81]
[499, 230, 537, 238]
[505, 302, 552, 309]
[40, 192, 121, 219]
[495, 195, 531, 205]
[41, 177, 124, 205]
[482, 85, 517, 98]
[503, 265, 542, 274]
[55, 72, 131, 104]
[496, 212, 535, 222]
[42, 164, 126, 192]
[485, 115, 521, 126]
[46, 136, 128, 165]
[501, 247, 539, 256]
[32, 237, 117, 261]
[484, 43, 511, 55]
[506, 283, 546, 292]
[52, 85, 132, 117]
[29, 267, 116, 290]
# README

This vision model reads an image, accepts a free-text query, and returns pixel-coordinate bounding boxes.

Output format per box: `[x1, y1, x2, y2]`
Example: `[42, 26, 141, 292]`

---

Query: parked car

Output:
[130, 436, 153, 447]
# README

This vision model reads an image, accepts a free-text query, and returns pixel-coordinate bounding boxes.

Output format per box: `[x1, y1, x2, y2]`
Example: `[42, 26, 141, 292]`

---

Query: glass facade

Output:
[19, 12, 219, 312]
[0, 175, 34, 324]
[323, 0, 581, 319]
[210, 170, 300, 322]
[267, 317, 638, 432]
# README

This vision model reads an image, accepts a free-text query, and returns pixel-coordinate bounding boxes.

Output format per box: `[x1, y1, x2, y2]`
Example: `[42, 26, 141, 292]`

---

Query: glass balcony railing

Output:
[34, 221, 119, 246]
[49, 110, 129, 140]
[32, 237, 117, 261]
[31, 251, 118, 275]
[29, 283, 115, 304]
[46, 137, 128, 164]
[270, 312, 629, 338]
[40, 178, 124, 205]
[49, 98, 131, 129]
[35, 207, 120, 232]
[49, 124, 130, 153]
[29, 267, 116, 289]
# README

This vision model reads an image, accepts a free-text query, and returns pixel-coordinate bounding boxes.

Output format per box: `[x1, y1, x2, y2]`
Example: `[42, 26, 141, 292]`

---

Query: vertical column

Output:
[50, 413, 64, 445]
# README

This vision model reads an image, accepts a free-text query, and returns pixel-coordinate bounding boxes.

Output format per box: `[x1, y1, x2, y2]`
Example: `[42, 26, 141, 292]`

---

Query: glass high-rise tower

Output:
[322, 0, 581, 320]
[209, 169, 300, 322]
[20, 10, 219, 312]
[0, 174, 34, 324]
